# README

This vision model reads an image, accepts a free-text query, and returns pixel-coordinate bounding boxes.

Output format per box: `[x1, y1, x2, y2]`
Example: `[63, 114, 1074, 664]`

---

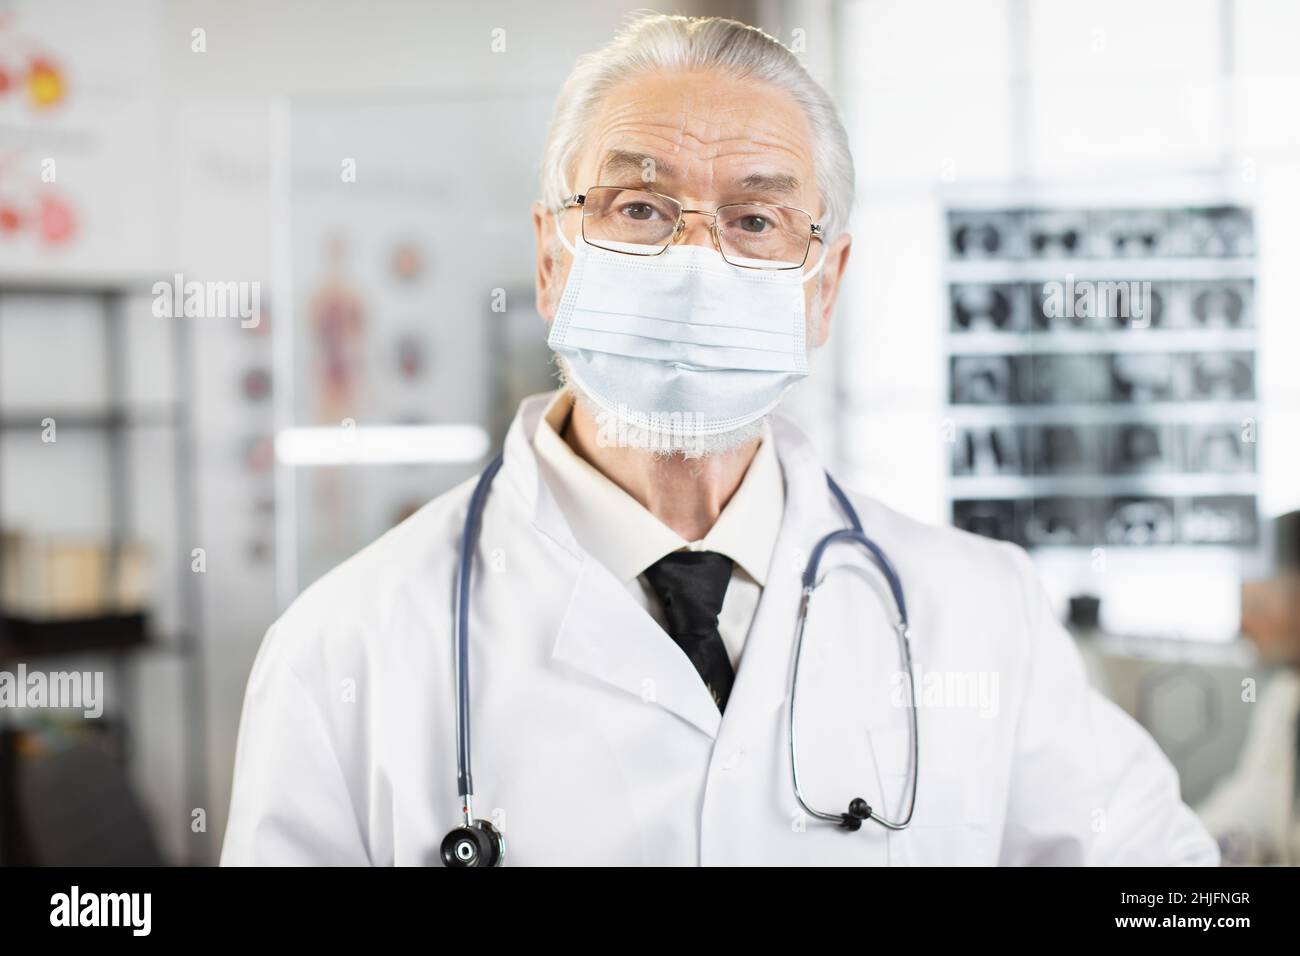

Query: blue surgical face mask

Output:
[547, 230, 825, 438]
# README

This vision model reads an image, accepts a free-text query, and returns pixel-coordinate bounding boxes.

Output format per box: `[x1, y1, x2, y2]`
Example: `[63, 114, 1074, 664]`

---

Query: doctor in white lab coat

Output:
[221, 14, 1217, 866]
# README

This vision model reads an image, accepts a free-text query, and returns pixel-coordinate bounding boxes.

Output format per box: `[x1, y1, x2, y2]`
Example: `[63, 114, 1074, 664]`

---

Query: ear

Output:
[810, 232, 851, 349]
[533, 199, 563, 323]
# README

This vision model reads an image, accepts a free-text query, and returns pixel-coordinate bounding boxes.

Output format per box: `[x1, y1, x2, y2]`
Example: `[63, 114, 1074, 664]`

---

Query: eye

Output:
[619, 202, 661, 221]
[738, 214, 772, 233]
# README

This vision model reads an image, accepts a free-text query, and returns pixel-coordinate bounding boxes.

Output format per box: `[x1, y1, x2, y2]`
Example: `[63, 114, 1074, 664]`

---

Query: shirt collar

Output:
[532, 391, 783, 586]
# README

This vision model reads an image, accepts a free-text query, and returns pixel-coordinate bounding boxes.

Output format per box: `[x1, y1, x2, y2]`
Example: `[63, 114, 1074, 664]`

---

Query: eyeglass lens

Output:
[579, 186, 812, 269]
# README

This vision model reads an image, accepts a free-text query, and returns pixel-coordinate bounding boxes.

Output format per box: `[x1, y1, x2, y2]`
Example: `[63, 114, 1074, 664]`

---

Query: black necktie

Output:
[642, 550, 736, 713]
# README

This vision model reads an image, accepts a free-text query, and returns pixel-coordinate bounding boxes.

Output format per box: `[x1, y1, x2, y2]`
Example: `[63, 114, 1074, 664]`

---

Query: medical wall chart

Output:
[0, 0, 161, 279]
[273, 94, 552, 595]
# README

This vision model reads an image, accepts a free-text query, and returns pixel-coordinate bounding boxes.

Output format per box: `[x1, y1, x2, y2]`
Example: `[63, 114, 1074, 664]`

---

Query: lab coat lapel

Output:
[550, 555, 723, 739]
[702, 416, 893, 863]
[719, 414, 843, 729]
[504, 393, 722, 739]
[500, 393, 582, 559]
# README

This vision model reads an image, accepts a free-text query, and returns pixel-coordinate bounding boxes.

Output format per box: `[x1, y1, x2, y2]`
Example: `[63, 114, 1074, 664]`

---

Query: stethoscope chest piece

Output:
[440, 820, 505, 868]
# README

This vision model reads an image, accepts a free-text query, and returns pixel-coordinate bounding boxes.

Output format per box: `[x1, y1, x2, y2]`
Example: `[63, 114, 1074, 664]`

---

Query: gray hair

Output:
[540, 14, 855, 239]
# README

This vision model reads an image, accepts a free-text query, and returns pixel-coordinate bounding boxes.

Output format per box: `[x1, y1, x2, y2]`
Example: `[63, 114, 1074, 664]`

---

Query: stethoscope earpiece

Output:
[440, 820, 505, 868]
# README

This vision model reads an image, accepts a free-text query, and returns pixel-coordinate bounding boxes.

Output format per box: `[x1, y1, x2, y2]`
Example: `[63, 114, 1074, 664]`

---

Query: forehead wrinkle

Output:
[579, 78, 818, 207]
[595, 82, 809, 149]
[595, 121, 809, 174]
[601, 105, 808, 158]
[586, 134, 814, 210]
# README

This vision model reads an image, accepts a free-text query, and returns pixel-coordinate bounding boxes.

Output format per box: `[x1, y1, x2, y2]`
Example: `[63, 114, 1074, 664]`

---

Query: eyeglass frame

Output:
[559, 186, 824, 271]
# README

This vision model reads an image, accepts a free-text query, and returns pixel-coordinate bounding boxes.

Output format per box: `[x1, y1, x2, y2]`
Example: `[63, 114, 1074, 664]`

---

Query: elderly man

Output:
[222, 15, 1217, 866]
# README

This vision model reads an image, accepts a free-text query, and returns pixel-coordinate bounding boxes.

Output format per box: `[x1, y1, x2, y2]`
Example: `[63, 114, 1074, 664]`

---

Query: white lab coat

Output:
[221, 393, 1218, 866]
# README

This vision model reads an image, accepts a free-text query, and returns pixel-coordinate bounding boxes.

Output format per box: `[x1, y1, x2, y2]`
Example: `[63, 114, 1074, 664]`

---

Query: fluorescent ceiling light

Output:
[275, 424, 490, 467]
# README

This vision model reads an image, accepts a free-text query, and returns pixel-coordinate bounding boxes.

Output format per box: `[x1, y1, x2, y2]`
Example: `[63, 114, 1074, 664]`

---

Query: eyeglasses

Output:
[561, 186, 823, 271]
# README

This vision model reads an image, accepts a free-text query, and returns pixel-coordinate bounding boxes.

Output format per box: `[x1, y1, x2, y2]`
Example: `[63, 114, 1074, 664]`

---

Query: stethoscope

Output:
[440, 451, 919, 867]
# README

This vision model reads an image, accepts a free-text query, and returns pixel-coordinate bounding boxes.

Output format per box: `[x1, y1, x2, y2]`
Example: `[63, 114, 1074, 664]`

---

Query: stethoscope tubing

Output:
[454, 451, 505, 821]
[452, 453, 919, 835]
[788, 474, 919, 831]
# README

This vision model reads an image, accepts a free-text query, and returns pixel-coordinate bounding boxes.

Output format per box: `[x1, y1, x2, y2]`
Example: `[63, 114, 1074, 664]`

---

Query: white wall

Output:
[18, 0, 1292, 861]
[4, 0, 718, 864]
[158, 0, 721, 864]
[833, 0, 1300, 637]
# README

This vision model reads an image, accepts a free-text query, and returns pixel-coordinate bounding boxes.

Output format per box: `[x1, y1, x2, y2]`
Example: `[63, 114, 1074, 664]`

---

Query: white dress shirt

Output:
[532, 390, 784, 668]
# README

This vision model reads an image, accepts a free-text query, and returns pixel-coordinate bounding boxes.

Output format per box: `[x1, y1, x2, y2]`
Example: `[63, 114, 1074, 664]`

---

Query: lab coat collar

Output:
[501, 392, 583, 559]
[503, 391, 837, 558]
[713, 411, 846, 733]
[531, 389, 783, 587]
[499, 393, 844, 741]
[551, 556, 725, 738]
[768, 411, 843, 536]
[503, 392, 722, 737]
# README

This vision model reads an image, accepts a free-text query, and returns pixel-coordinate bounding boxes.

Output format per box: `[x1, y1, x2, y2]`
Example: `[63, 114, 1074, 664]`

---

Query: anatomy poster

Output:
[0, 0, 161, 277]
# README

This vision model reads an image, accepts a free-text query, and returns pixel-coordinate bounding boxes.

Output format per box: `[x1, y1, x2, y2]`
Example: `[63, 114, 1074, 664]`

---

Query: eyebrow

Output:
[597, 150, 677, 184]
[737, 171, 800, 196]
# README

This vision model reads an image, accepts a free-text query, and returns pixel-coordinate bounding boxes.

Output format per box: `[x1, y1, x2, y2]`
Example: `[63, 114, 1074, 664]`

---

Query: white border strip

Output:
[274, 424, 490, 467]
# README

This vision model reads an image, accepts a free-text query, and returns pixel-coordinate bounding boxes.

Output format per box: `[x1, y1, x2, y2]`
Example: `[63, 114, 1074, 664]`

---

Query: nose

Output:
[673, 211, 718, 251]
